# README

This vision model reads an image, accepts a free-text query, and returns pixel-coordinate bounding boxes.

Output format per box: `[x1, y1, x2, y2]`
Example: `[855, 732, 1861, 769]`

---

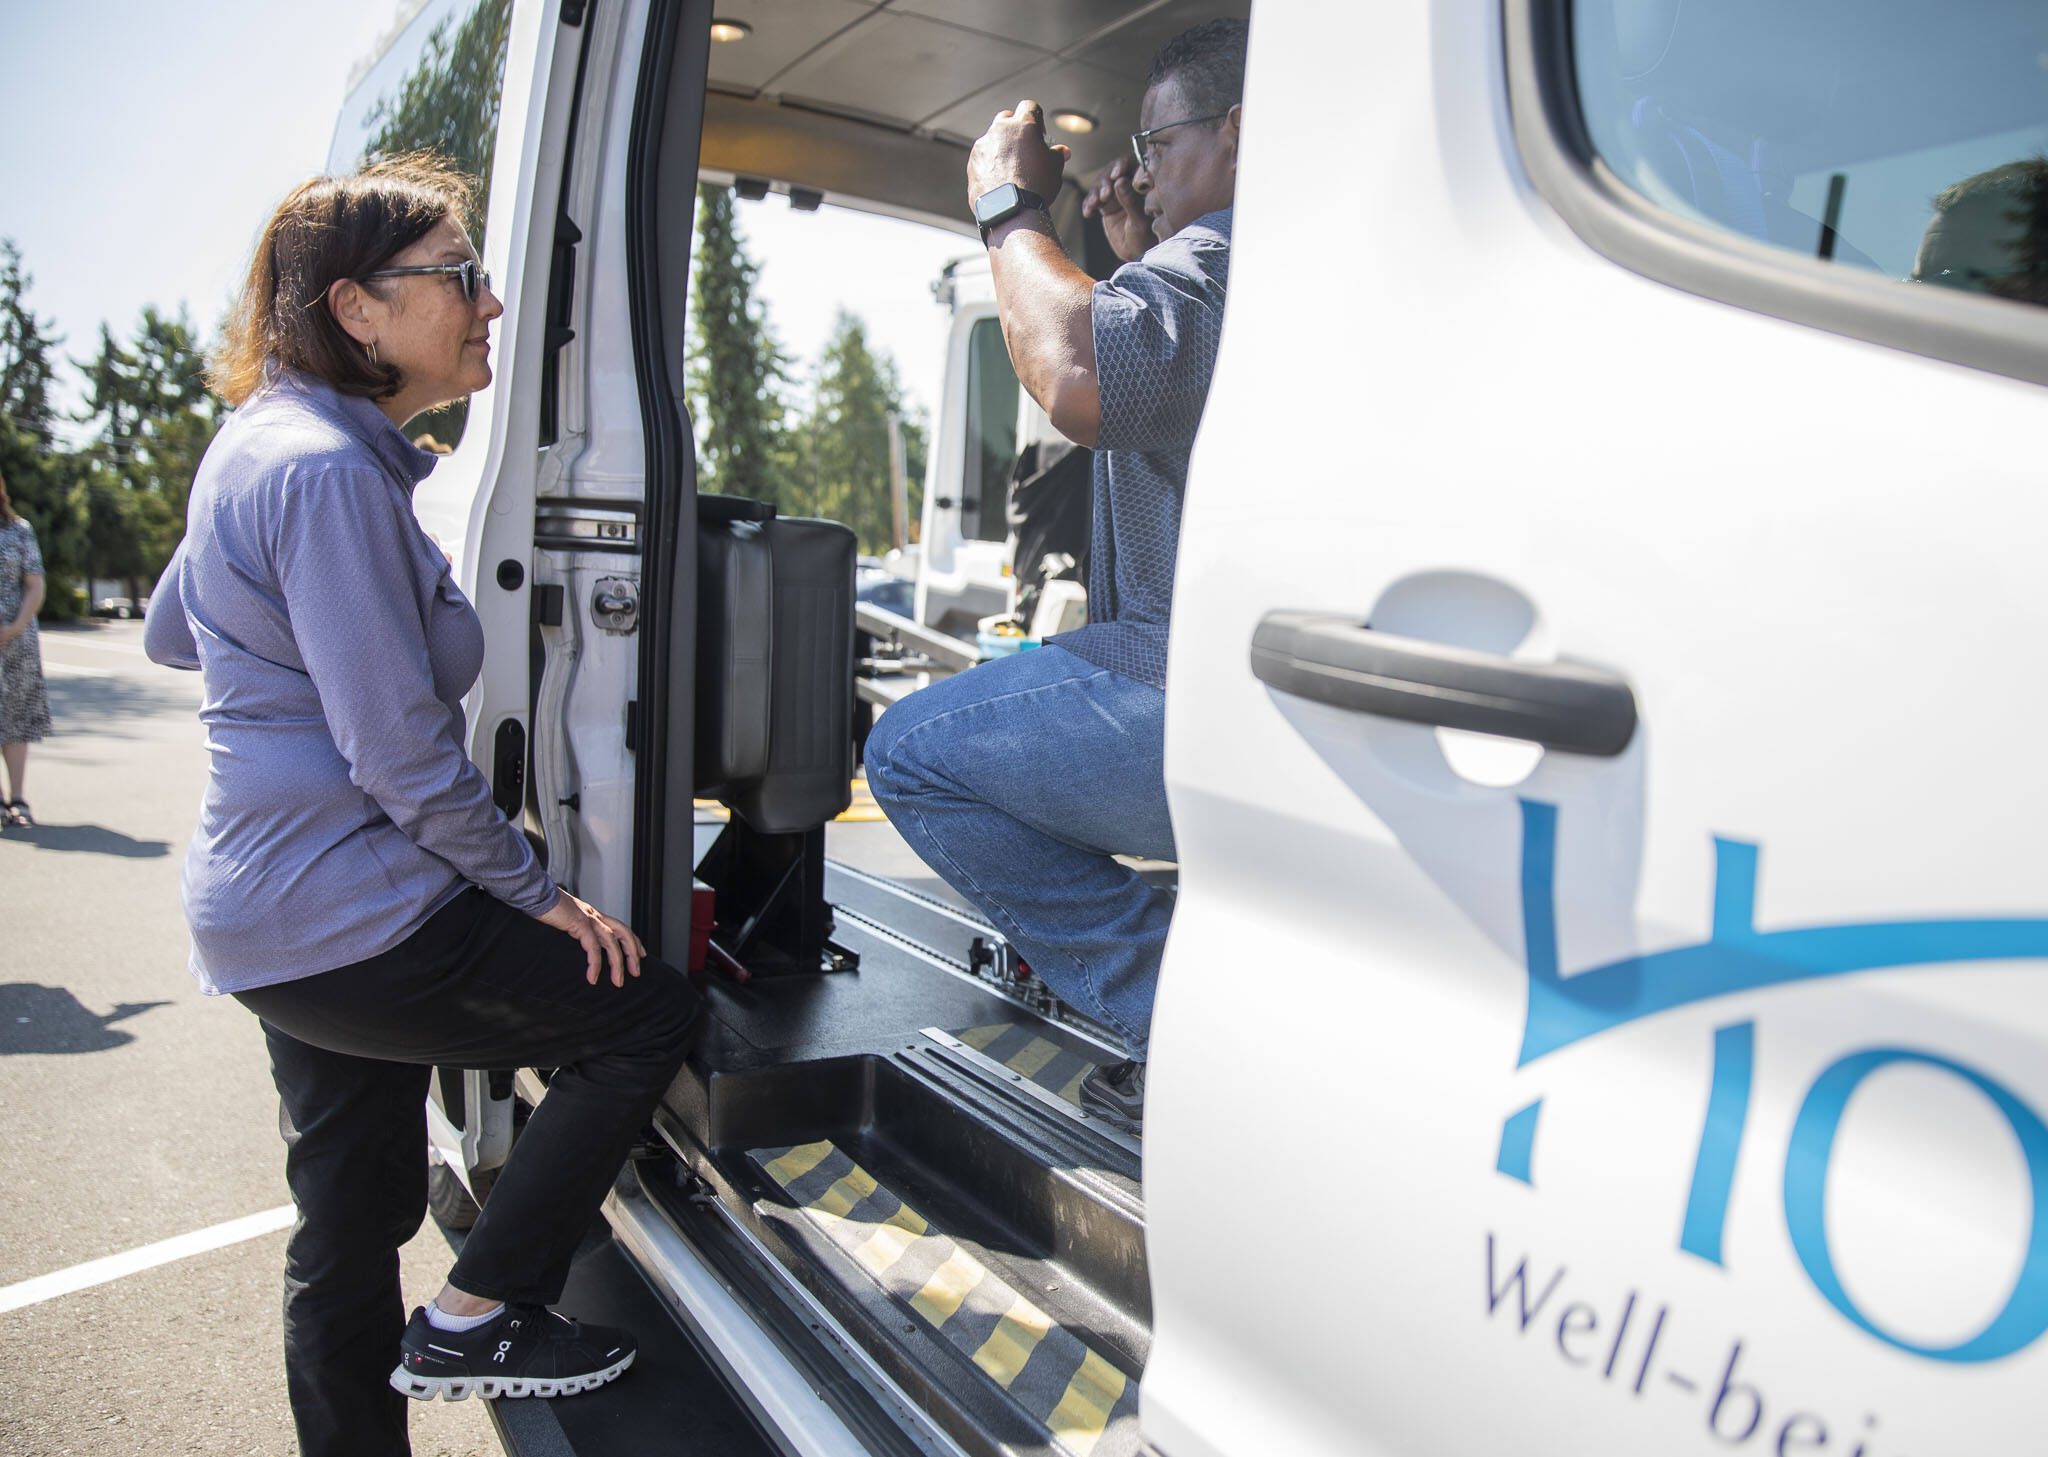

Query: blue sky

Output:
[1, 1, 970, 422]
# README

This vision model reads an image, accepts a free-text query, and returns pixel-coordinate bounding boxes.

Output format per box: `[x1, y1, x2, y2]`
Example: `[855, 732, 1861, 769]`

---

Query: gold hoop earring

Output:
[366, 340, 380, 366]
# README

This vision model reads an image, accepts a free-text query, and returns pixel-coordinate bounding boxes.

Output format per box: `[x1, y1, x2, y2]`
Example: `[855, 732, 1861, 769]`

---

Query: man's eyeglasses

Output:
[359, 259, 492, 304]
[1130, 110, 1231, 171]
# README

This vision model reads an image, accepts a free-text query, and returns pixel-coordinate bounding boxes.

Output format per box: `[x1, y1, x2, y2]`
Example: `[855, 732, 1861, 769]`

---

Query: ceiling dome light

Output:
[709, 18, 753, 42]
[1050, 110, 1099, 135]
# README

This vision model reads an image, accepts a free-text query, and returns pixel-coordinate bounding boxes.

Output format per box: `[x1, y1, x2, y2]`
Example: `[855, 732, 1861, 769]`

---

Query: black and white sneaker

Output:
[390, 1303, 637, 1401]
[1079, 1059, 1146, 1135]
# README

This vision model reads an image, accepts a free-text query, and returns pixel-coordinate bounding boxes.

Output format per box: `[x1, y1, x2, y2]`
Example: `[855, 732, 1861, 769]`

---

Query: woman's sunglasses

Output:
[358, 258, 492, 303]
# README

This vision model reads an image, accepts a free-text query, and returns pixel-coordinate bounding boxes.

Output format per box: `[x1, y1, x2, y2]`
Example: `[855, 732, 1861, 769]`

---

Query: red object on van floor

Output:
[689, 880, 715, 974]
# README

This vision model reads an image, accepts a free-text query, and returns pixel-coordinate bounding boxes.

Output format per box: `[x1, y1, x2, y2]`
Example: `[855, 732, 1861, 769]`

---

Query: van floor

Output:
[700, 801, 1176, 931]
[650, 813, 1153, 1457]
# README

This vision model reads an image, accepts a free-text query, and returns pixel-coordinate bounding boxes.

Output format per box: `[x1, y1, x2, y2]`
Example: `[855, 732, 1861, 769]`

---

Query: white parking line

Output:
[0, 1205, 296, 1315]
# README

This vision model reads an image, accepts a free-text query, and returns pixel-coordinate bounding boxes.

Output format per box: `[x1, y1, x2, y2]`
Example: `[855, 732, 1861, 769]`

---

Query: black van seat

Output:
[693, 496, 859, 978]
[695, 495, 857, 834]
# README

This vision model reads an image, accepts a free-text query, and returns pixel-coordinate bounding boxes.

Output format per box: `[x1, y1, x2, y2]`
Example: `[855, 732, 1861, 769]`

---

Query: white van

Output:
[336, 2, 2048, 1453]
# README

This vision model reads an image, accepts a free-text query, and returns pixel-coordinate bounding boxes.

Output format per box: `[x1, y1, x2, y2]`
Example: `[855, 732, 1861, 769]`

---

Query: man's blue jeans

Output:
[863, 644, 1174, 1059]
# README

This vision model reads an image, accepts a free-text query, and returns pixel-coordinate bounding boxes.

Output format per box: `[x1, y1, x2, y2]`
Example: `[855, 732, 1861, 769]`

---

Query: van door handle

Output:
[1249, 611, 1638, 757]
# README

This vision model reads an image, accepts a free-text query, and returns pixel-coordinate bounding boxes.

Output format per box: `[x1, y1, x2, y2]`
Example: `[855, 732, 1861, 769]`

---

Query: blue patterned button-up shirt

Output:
[1048, 207, 1232, 689]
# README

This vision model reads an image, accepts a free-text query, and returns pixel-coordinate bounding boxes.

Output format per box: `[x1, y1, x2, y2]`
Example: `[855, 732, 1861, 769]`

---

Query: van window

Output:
[963, 316, 1020, 545]
[329, 0, 514, 447]
[1573, 1, 2048, 309]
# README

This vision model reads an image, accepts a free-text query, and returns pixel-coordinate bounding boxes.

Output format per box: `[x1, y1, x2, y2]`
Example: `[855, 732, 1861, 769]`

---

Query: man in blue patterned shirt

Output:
[866, 20, 1246, 1135]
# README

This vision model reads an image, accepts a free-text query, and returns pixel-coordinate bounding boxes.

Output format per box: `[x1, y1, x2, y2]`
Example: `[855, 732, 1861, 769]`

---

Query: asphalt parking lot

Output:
[0, 621, 498, 1457]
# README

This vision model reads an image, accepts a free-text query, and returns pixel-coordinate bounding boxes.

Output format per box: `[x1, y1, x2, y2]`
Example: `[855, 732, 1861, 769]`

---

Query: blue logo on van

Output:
[1497, 798, 2048, 1364]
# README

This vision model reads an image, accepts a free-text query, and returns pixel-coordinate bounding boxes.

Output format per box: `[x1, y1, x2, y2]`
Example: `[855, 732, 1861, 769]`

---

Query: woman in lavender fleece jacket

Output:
[147, 157, 697, 1457]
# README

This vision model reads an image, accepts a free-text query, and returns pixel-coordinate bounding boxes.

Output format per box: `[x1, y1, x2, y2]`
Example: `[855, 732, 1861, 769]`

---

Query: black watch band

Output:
[974, 184, 1050, 243]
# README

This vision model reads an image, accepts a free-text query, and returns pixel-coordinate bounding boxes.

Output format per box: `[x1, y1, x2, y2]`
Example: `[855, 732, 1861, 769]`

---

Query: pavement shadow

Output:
[0, 983, 171, 1054]
[0, 821, 171, 857]
[43, 665, 198, 738]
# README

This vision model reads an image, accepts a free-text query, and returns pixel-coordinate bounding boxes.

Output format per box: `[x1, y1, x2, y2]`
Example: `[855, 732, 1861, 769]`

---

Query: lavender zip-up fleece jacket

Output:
[147, 369, 556, 993]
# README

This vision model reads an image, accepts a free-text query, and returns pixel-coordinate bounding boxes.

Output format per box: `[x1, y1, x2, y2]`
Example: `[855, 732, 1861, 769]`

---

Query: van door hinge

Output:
[560, 0, 589, 26]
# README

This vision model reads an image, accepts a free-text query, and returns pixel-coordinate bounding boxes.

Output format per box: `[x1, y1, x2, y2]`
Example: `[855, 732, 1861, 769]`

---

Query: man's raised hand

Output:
[1081, 155, 1155, 262]
[967, 99, 1070, 212]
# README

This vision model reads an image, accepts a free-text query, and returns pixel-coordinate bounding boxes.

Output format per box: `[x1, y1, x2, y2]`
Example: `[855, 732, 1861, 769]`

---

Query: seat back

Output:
[694, 497, 856, 834]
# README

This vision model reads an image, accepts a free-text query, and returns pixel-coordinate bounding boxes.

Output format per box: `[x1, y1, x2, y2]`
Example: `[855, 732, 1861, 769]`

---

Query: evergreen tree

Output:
[79, 460, 151, 596]
[0, 417, 88, 618]
[686, 185, 798, 506]
[78, 323, 143, 458]
[0, 241, 86, 615]
[74, 307, 221, 596]
[364, 0, 513, 222]
[78, 309, 209, 457]
[797, 310, 927, 554]
[0, 239, 62, 446]
[361, 0, 515, 447]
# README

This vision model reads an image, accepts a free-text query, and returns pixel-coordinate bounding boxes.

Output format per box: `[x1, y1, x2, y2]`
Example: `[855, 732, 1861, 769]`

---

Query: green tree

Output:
[686, 185, 799, 506]
[361, 0, 514, 447]
[0, 239, 62, 446]
[79, 461, 151, 596]
[0, 241, 87, 616]
[0, 417, 89, 619]
[364, 0, 513, 219]
[74, 307, 222, 597]
[79, 310, 208, 455]
[797, 310, 927, 554]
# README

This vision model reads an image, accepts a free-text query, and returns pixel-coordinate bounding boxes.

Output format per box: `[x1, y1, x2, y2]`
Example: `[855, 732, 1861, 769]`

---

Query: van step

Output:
[750, 1139, 1141, 1457]
[925, 1023, 1140, 1160]
[486, 1225, 779, 1457]
[951, 1023, 1098, 1107]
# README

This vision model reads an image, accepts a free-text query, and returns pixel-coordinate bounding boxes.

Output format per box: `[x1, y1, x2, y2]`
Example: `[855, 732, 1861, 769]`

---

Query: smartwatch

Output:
[974, 184, 1050, 243]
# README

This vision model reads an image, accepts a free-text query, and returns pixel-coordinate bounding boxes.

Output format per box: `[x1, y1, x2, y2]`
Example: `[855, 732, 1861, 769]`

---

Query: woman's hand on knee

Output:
[534, 890, 646, 987]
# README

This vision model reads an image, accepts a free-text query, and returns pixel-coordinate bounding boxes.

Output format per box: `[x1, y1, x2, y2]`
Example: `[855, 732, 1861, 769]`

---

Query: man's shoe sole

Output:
[1083, 1108, 1142, 1136]
[388, 1349, 635, 1401]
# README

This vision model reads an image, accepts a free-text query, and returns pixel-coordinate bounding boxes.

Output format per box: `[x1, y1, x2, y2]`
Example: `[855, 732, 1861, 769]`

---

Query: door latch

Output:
[592, 577, 639, 635]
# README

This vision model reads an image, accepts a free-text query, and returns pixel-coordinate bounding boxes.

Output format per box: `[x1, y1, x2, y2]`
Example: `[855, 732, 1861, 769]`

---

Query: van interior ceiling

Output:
[693, 0, 1252, 236]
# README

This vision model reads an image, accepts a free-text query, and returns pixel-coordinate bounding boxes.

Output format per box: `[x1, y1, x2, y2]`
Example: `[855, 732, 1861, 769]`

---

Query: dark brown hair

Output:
[0, 469, 17, 527]
[210, 153, 476, 407]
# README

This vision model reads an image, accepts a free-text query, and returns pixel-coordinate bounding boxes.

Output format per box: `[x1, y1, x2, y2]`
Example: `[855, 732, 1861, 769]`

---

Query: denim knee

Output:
[862, 705, 912, 804]
[864, 699, 945, 810]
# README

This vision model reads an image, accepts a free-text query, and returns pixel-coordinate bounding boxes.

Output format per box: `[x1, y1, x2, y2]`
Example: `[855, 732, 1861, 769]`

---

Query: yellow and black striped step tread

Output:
[751, 1140, 1137, 1457]
[952, 1022, 1104, 1108]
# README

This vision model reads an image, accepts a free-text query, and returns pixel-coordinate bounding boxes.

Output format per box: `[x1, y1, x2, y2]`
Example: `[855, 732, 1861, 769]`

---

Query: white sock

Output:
[425, 1298, 504, 1332]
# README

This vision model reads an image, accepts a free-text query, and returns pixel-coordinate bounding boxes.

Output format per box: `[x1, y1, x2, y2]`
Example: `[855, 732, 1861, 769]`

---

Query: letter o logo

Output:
[1784, 1047, 2048, 1363]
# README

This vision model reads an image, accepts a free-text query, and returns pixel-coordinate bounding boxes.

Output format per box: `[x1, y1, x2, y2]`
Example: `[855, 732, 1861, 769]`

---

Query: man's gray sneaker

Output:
[1079, 1059, 1146, 1134]
[391, 1303, 636, 1401]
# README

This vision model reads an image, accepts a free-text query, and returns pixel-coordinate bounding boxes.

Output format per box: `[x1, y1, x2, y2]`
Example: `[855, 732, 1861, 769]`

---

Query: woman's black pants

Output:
[234, 888, 700, 1457]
